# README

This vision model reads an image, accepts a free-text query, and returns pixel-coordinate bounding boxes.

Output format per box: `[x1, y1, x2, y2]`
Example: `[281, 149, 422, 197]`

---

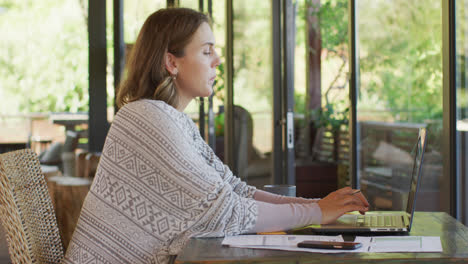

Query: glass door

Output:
[230, 0, 274, 188]
[355, 0, 444, 212]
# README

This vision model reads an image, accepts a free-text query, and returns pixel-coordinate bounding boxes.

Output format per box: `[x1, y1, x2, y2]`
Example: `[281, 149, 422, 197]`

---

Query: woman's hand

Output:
[317, 187, 369, 224]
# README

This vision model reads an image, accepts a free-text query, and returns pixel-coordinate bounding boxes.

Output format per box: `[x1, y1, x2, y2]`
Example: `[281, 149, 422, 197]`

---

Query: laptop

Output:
[292, 127, 427, 235]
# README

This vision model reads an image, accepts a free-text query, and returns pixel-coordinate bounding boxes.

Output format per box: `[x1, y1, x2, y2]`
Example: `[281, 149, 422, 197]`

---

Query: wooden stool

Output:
[74, 151, 88, 178]
[30, 137, 52, 154]
[41, 165, 61, 208]
[84, 152, 101, 178]
[75, 151, 100, 178]
[48, 176, 91, 250]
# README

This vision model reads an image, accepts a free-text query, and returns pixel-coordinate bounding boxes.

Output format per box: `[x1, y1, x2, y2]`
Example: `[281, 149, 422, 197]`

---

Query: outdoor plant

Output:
[309, 102, 349, 134]
[214, 111, 224, 137]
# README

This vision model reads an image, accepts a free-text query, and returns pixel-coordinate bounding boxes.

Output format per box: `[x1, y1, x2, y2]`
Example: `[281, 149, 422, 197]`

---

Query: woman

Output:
[63, 8, 368, 264]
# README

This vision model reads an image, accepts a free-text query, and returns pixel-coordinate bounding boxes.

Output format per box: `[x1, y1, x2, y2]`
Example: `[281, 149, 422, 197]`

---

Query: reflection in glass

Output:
[406, 128, 426, 217]
[232, 1, 272, 188]
[357, 0, 443, 212]
[292, 1, 351, 199]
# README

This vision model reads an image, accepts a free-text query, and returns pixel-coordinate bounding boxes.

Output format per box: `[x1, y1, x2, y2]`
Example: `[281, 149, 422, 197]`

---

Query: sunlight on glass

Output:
[357, 0, 443, 212]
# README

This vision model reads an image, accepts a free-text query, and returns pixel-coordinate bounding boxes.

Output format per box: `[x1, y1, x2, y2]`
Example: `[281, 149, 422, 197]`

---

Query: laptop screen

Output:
[405, 128, 427, 222]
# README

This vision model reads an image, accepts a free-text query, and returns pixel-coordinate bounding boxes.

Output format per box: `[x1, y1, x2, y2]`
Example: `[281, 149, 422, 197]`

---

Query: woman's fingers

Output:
[352, 194, 369, 208]
[335, 187, 369, 206]
[336, 187, 352, 195]
[343, 204, 368, 215]
[318, 187, 370, 224]
[340, 196, 358, 206]
[332, 189, 369, 208]
[341, 188, 370, 208]
[355, 192, 370, 207]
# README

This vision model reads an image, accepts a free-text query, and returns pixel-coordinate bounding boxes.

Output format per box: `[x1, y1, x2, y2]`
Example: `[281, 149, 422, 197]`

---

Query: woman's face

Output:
[173, 22, 221, 109]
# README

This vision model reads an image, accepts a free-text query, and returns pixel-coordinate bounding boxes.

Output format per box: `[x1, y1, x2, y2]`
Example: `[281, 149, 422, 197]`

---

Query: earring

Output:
[172, 70, 178, 80]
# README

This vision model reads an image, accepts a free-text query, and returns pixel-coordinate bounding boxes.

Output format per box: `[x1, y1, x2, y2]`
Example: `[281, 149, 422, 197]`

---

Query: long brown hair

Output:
[116, 8, 209, 108]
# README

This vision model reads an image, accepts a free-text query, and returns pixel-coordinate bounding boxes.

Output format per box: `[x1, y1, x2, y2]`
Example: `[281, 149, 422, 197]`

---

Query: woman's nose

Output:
[213, 51, 221, 67]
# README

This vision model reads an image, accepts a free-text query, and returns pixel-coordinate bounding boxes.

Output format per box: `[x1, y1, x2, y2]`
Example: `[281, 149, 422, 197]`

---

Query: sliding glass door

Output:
[355, 0, 445, 212]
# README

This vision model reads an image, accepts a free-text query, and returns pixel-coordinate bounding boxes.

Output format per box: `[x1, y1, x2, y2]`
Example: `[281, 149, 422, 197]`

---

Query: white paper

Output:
[355, 236, 443, 252]
[221, 235, 442, 254]
[222, 234, 343, 247]
[222, 235, 362, 253]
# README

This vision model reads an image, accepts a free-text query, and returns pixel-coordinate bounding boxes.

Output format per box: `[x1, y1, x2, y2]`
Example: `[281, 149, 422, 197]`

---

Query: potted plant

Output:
[294, 100, 350, 198]
[309, 101, 349, 163]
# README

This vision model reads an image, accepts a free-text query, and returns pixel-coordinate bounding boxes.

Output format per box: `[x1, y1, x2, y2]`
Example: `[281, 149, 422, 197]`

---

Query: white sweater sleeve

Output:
[249, 200, 322, 233]
[253, 189, 321, 204]
[190, 123, 256, 199]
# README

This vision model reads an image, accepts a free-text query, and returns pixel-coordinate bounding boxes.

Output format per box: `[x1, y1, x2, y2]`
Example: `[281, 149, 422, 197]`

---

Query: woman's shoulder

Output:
[116, 99, 193, 134]
[121, 99, 176, 114]
[116, 99, 183, 122]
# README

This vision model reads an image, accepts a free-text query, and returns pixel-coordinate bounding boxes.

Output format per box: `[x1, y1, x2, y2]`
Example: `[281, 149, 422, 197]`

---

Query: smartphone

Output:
[297, 240, 362, 250]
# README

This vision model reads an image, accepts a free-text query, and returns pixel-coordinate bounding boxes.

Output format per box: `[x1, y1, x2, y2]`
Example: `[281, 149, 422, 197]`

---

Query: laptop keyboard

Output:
[357, 215, 404, 227]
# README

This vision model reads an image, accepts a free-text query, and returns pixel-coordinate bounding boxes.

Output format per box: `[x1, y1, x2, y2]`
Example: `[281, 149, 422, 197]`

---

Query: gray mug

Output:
[263, 184, 296, 197]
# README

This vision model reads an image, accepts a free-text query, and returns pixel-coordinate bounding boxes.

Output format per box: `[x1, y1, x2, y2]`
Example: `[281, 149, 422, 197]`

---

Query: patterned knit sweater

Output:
[63, 100, 258, 264]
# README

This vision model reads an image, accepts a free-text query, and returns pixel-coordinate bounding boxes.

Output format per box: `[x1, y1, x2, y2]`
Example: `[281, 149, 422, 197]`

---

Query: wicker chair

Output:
[0, 149, 64, 263]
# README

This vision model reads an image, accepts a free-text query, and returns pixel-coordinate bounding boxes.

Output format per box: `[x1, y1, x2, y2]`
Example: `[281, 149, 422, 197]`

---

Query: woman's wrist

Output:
[249, 201, 322, 233]
[253, 189, 320, 204]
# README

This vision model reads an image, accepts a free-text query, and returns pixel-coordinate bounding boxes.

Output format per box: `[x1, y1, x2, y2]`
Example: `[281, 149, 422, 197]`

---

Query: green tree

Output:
[358, 0, 442, 122]
[232, 0, 273, 112]
[0, 0, 89, 113]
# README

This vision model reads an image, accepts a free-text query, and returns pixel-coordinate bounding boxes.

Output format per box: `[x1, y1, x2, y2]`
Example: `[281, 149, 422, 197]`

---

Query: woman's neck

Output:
[176, 97, 192, 112]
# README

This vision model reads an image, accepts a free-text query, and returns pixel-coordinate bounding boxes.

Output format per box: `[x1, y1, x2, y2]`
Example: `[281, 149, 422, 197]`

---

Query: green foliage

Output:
[296, 0, 350, 131]
[301, 0, 348, 52]
[231, 0, 273, 112]
[310, 102, 349, 132]
[358, 0, 442, 122]
[319, 0, 348, 51]
[0, 0, 157, 114]
[0, 0, 89, 113]
[214, 112, 225, 137]
[1, 0, 445, 126]
[213, 60, 225, 103]
[294, 92, 307, 117]
[297, 0, 443, 126]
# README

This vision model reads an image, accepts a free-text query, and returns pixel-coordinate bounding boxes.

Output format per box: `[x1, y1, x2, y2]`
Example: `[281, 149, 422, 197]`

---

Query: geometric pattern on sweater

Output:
[63, 99, 258, 264]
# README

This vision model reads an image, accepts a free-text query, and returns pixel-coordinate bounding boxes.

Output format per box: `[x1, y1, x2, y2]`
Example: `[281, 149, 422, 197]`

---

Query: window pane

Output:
[294, 0, 350, 199]
[179, 0, 199, 10]
[124, 0, 165, 43]
[0, 0, 89, 114]
[232, 1, 273, 188]
[0, 0, 90, 147]
[357, 0, 444, 212]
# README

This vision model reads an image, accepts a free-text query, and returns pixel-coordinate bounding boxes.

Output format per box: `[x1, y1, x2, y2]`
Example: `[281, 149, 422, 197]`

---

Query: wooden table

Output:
[50, 113, 88, 132]
[175, 212, 468, 263]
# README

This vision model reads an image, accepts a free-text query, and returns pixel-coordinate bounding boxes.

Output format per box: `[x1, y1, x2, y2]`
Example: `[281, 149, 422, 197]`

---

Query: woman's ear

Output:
[165, 52, 178, 76]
